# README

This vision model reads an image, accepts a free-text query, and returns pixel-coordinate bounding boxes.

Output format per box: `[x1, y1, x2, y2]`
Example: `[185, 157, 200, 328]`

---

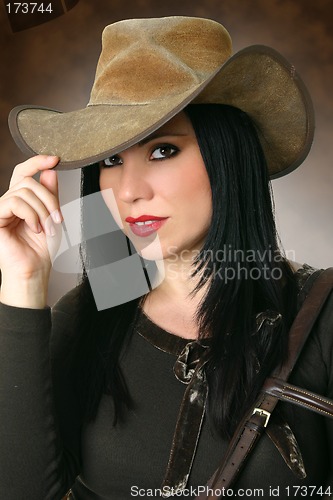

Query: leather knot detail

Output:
[134, 309, 212, 495]
[173, 341, 211, 384]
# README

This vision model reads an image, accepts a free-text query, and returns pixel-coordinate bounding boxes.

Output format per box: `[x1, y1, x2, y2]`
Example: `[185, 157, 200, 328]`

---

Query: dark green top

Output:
[0, 265, 332, 499]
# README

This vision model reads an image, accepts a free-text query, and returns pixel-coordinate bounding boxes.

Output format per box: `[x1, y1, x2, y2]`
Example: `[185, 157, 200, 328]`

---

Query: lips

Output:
[125, 215, 167, 223]
[125, 215, 168, 237]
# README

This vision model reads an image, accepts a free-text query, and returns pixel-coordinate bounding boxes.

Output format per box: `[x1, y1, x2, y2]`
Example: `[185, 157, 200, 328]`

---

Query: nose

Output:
[117, 155, 154, 204]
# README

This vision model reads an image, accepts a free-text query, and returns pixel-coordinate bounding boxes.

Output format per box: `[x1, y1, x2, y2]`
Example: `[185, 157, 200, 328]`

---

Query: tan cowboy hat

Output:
[8, 16, 314, 179]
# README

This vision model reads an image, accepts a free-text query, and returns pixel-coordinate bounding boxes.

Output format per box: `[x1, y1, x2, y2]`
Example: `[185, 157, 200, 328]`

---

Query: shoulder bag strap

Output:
[195, 267, 333, 500]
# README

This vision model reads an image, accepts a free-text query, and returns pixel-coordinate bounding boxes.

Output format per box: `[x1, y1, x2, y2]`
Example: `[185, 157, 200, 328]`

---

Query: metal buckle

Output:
[252, 408, 271, 427]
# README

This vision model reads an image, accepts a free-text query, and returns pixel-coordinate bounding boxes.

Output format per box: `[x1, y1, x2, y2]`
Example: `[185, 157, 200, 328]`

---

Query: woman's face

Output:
[99, 111, 212, 261]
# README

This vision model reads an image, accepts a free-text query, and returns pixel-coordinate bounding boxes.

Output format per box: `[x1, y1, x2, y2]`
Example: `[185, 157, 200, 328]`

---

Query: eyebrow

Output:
[138, 132, 187, 146]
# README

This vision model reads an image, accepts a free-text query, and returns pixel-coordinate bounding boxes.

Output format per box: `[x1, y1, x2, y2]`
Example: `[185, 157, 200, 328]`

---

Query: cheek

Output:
[169, 161, 212, 216]
[99, 169, 113, 191]
[99, 172, 123, 228]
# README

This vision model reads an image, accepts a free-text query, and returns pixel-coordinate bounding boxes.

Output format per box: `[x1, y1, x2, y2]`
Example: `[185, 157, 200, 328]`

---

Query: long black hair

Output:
[70, 103, 297, 437]
[185, 104, 296, 435]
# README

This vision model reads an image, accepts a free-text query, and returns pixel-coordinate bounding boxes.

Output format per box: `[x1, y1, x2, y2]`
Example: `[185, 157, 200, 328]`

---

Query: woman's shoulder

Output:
[290, 262, 333, 392]
[309, 271, 333, 375]
[286, 261, 333, 348]
[289, 261, 331, 307]
[51, 282, 84, 316]
[289, 261, 320, 293]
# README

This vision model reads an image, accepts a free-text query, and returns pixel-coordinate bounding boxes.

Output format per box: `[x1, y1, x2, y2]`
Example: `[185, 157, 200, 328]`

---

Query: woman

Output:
[0, 16, 332, 500]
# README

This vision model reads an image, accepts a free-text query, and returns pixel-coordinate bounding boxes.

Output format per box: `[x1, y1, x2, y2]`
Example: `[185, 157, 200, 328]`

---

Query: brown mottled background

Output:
[0, 0, 332, 304]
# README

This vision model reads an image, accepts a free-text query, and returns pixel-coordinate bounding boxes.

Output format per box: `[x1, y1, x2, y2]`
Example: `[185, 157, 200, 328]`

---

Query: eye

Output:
[102, 155, 123, 168]
[150, 144, 179, 160]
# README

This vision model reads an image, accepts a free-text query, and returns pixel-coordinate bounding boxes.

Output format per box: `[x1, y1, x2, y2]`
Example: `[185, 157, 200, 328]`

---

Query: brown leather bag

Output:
[195, 267, 333, 499]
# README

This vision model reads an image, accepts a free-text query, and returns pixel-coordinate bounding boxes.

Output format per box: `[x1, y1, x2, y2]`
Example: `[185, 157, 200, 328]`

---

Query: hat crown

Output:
[88, 16, 232, 105]
[10, 16, 314, 176]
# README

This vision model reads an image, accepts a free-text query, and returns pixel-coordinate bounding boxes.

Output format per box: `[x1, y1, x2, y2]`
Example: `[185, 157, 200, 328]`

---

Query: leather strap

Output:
[272, 267, 333, 381]
[263, 377, 333, 418]
[195, 267, 333, 499]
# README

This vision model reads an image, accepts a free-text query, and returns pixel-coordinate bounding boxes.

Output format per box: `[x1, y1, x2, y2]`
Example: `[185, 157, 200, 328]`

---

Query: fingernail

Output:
[51, 209, 62, 224]
[45, 218, 56, 237]
[46, 155, 59, 164]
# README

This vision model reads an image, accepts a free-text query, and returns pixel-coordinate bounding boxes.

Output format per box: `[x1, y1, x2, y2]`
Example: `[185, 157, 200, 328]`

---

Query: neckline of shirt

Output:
[133, 263, 317, 357]
[134, 309, 196, 356]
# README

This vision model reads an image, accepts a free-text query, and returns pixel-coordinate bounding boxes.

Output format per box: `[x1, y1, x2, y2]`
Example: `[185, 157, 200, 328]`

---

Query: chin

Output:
[128, 233, 166, 261]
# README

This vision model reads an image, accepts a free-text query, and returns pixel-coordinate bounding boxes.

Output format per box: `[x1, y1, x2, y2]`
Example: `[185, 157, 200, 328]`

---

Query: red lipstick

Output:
[125, 215, 168, 237]
[125, 215, 166, 223]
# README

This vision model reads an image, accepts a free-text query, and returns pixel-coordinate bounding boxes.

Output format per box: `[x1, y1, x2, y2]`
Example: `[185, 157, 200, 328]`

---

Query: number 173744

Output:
[6, 3, 53, 13]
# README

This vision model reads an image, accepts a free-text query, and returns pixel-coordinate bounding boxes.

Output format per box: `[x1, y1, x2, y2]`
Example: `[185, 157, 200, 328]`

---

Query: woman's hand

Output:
[0, 155, 63, 308]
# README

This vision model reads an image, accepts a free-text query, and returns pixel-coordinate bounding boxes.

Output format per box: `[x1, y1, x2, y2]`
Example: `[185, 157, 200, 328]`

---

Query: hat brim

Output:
[8, 45, 314, 178]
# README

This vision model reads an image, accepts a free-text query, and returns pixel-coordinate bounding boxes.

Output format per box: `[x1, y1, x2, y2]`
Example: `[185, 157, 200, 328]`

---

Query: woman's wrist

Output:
[0, 270, 49, 309]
